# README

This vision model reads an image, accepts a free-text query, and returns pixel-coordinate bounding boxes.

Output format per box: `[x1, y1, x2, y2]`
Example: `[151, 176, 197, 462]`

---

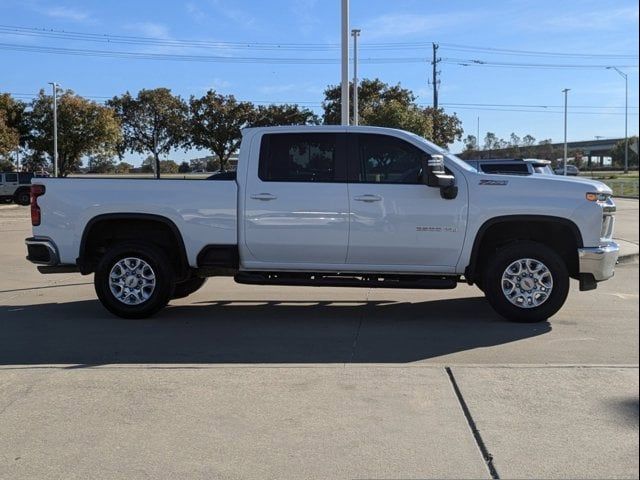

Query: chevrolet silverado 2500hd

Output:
[25, 126, 619, 322]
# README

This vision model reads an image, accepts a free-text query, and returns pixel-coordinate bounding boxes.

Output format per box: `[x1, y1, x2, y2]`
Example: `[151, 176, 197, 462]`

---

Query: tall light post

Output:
[607, 66, 628, 174]
[48, 82, 60, 177]
[340, 0, 349, 126]
[562, 88, 570, 176]
[351, 28, 360, 126]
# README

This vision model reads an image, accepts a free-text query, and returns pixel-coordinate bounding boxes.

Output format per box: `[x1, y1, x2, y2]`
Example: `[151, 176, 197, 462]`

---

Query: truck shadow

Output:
[0, 297, 551, 365]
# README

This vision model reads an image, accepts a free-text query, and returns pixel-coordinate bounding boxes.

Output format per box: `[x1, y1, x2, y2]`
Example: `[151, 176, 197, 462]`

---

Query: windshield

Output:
[405, 132, 477, 172]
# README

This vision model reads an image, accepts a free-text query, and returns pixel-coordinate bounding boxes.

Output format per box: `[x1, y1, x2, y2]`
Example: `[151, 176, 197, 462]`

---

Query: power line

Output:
[1, 24, 638, 59]
[441, 58, 639, 69]
[439, 42, 638, 59]
[0, 42, 431, 64]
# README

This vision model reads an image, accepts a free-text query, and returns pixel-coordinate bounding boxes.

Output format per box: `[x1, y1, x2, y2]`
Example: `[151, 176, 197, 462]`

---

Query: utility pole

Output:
[340, 0, 350, 126]
[431, 43, 440, 109]
[562, 88, 570, 176]
[351, 28, 360, 126]
[477, 116, 480, 152]
[430, 43, 441, 143]
[607, 67, 628, 174]
[48, 82, 60, 177]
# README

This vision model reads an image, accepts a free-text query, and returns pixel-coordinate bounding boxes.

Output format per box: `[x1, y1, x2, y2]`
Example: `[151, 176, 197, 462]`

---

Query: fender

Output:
[77, 213, 189, 276]
[465, 215, 584, 283]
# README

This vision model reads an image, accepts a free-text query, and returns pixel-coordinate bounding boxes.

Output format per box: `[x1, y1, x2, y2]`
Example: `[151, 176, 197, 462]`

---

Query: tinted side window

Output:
[481, 163, 529, 175]
[357, 134, 425, 184]
[18, 172, 34, 183]
[5, 173, 18, 182]
[259, 133, 343, 182]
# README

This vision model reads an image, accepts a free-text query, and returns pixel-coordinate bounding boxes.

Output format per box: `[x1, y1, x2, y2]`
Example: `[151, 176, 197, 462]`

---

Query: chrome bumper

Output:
[578, 241, 619, 282]
[25, 237, 60, 266]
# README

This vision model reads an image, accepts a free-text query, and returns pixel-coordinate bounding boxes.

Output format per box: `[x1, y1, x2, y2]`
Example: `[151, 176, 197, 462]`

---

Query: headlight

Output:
[586, 192, 611, 202]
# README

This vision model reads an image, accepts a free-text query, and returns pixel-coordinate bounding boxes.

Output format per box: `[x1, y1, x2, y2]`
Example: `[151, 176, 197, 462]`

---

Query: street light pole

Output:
[351, 29, 360, 126]
[340, 0, 350, 126]
[48, 82, 59, 177]
[607, 67, 628, 174]
[562, 88, 570, 176]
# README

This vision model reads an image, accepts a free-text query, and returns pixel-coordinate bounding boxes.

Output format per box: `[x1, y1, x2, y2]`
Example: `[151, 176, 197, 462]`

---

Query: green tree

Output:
[322, 79, 462, 147]
[0, 93, 28, 148]
[108, 88, 189, 179]
[323, 78, 416, 125]
[189, 90, 254, 171]
[611, 136, 638, 168]
[87, 153, 116, 173]
[115, 161, 133, 174]
[178, 161, 190, 173]
[26, 90, 121, 177]
[140, 155, 155, 173]
[0, 111, 19, 160]
[423, 107, 463, 147]
[160, 159, 179, 173]
[251, 104, 319, 127]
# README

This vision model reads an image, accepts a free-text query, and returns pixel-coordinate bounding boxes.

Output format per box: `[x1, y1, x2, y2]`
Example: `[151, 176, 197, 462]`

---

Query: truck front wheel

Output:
[483, 241, 569, 323]
[94, 242, 175, 319]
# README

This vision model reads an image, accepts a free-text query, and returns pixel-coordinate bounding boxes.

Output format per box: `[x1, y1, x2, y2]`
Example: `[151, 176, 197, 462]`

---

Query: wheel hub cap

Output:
[501, 258, 553, 309]
[109, 257, 156, 305]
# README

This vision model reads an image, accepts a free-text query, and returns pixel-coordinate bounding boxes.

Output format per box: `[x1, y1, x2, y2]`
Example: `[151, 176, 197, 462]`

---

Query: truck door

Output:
[243, 132, 350, 266]
[346, 133, 467, 269]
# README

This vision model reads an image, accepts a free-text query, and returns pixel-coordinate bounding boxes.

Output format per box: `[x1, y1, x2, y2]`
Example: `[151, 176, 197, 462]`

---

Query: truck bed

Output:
[33, 178, 238, 267]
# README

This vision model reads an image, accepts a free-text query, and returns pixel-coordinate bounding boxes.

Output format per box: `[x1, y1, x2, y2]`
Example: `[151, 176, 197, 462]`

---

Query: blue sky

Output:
[1, 0, 638, 163]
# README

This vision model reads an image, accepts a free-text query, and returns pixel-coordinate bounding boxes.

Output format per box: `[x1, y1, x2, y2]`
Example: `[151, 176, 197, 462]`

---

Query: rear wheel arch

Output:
[465, 215, 583, 285]
[78, 213, 190, 280]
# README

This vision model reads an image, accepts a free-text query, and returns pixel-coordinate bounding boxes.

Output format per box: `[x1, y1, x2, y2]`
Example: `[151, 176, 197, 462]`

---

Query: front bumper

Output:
[578, 241, 619, 282]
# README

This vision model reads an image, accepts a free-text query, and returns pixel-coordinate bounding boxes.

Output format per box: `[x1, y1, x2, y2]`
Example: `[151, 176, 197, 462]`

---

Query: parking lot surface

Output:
[1, 205, 638, 479]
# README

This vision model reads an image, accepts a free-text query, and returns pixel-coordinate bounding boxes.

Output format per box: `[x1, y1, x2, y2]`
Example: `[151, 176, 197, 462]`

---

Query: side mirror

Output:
[422, 154, 458, 199]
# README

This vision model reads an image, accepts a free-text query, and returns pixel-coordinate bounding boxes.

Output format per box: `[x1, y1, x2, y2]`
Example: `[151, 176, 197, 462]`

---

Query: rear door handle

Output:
[250, 193, 278, 201]
[354, 194, 382, 202]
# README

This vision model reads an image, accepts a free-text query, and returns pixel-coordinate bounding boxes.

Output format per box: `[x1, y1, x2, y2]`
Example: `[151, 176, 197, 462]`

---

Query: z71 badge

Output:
[479, 179, 509, 186]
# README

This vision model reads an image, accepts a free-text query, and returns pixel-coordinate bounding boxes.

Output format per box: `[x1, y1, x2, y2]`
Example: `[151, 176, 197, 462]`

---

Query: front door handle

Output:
[354, 194, 382, 202]
[250, 193, 277, 201]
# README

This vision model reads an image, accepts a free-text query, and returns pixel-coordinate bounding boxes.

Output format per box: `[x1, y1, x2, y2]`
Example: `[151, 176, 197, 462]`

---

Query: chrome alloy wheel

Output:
[501, 258, 553, 309]
[109, 257, 156, 305]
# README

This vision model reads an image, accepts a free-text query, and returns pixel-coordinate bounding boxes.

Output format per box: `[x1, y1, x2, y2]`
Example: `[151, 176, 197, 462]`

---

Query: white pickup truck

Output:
[26, 126, 619, 322]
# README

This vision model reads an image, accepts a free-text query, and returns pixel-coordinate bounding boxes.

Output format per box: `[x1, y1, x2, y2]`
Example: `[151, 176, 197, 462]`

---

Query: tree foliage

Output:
[611, 136, 638, 167]
[189, 90, 253, 171]
[322, 78, 462, 147]
[0, 111, 19, 159]
[26, 90, 121, 177]
[251, 104, 320, 127]
[108, 88, 189, 178]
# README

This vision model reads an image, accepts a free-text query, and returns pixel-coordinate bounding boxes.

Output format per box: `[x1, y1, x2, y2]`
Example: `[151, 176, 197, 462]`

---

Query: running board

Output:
[234, 272, 458, 289]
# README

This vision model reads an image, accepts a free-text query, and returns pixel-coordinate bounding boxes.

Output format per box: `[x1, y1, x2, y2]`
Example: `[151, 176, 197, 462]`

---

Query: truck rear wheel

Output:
[94, 242, 175, 319]
[171, 276, 207, 300]
[483, 241, 569, 323]
[14, 188, 31, 206]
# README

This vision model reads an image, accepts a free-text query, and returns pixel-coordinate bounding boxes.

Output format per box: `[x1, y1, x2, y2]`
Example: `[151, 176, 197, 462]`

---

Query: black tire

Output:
[171, 276, 207, 300]
[94, 242, 175, 319]
[483, 241, 569, 323]
[14, 189, 31, 206]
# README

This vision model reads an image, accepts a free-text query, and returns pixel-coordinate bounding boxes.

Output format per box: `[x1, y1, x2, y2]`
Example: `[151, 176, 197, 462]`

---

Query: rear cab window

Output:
[258, 133, 346, 182]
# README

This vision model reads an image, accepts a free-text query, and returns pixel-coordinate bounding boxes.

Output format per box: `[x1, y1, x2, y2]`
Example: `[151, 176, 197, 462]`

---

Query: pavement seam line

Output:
[445, 366, 500, 480]
[348, 288, 368, 364]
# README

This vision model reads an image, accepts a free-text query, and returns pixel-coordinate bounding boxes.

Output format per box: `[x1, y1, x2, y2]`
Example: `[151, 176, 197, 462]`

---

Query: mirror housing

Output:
[422, 154, 458, 199]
